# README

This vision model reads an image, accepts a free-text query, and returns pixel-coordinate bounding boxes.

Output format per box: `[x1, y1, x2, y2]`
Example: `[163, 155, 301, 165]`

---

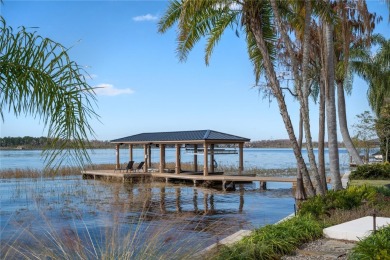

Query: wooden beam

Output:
[160, 144, 166, 173]
[203, 142, 208, 176]
[143, 144, 148, 173]
[115, 144, 120, 169]
[239, 143, 244, 174]
[148, 144, 152, 168]
[175, 144, 181, 174]
[129, 144, 133, 162]
[210, 144, 215, 173]
[194, 144, 198, 172]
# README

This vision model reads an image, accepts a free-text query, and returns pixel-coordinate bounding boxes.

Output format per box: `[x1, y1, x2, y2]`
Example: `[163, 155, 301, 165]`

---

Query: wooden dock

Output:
[82, 170, 297, 191]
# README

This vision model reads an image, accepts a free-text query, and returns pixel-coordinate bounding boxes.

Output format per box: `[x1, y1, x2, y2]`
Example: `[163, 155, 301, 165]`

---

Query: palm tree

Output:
[159, 0, 316, 196]
[270, 0, 326, 195]
[333, 0, 377, 166]
[0, 17, 98, 170]
[322, 3, 343, 190]
[351, 35, 390, 117]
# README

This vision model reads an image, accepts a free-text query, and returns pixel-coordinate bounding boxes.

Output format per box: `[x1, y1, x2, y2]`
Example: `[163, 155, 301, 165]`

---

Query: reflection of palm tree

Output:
[175, 188, 182, 213]
[239, 185, 244, 213]
[160, 187, 166, 214]
[193, 189, 198, 213]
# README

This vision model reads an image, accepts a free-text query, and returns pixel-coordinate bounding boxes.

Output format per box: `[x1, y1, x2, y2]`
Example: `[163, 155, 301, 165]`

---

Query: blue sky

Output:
[1, 0, 389, 141]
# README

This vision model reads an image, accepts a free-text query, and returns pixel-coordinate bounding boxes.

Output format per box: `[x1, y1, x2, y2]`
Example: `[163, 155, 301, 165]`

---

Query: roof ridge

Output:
[203, 129, 211, 139]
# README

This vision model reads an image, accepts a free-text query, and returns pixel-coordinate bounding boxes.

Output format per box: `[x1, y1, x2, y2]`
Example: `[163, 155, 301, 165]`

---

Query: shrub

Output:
[349, 225, 390, 259]
[376, 185, 390, 197]
[298, 186, 377, 219]
[349, 163, 390, 180]
[212, 215, 322, 260]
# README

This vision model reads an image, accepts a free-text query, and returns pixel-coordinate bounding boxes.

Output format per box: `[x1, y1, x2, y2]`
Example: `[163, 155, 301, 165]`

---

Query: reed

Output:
[0, 177, 234, 259]
[0, 163, 300, 179]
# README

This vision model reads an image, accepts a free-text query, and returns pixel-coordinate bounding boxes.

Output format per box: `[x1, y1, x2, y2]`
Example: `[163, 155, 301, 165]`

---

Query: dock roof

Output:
[110, 130, 250, 144]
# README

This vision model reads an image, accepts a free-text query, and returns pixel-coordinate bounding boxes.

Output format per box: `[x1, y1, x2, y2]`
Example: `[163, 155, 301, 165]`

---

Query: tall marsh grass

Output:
[1, 163, 299, 179]
[0, 177, 239, 259]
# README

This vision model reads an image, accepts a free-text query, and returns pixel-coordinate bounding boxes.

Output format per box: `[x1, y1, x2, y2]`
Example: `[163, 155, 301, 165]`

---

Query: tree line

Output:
[0, 136, 342, 149]
[0, 137, 112, 149]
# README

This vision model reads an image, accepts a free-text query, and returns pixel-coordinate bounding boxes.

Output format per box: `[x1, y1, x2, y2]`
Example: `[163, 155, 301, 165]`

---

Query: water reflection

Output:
[120, 182, 264, 218]
[1, 176, 295, 258]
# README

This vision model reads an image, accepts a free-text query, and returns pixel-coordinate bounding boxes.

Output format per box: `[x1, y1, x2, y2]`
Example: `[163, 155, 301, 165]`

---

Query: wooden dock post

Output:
[175, 144, 181, 174]
[203, 142, 208, 176]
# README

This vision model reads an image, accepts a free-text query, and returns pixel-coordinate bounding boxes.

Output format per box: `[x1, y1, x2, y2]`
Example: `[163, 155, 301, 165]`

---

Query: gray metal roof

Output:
[110, 130, 250, 144]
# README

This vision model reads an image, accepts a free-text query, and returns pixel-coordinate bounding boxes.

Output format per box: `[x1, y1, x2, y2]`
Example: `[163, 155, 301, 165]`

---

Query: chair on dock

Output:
[133, 161, 145, 172]
[115, 161, 134, 172]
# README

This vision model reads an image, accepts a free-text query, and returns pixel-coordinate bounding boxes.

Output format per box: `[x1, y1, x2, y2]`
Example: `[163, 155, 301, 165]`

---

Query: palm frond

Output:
[0, 17, 99, 170]
[205, 8, 241, 65]
[157, 0, 183, 34]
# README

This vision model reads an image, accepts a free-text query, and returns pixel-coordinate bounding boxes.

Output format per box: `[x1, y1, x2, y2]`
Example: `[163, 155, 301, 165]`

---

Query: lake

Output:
[0, 147, 352, 171]
[0, 148, 351, 258]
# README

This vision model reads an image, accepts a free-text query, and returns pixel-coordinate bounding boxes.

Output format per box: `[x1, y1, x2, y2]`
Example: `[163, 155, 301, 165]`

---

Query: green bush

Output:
[212, 215, 322, 260]
[349, 225, 390, 259]
[298, 186, 377, 218]
[349, 163, 390, 180]
[376, 185, 390, 197]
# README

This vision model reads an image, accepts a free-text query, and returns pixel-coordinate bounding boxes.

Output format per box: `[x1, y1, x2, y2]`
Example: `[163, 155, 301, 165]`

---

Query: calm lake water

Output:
[0, 148, 350, 258]
[0, 148, 352, 171]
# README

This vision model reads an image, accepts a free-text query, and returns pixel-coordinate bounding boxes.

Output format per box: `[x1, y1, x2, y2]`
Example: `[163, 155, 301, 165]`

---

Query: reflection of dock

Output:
[82, 170, 297, 191]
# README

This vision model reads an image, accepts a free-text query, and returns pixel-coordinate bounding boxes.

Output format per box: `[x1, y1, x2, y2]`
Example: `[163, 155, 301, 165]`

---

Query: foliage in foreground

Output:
[212, 185, 390, 259]
[211, 215, 322, 260]
[297, 185, 378, 219]
[349, 163, 390, 180]
[0, 17, 98, 170]
[349, 225, 390, 259]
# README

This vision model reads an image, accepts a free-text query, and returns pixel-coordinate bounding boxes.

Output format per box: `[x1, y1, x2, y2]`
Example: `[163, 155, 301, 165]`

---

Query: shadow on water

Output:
[0, 176, 295, 258]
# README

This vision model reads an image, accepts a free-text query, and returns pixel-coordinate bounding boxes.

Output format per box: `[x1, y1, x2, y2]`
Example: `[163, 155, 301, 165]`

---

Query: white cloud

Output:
[132, 14, 158, 22]
[94, 84, 134, 96]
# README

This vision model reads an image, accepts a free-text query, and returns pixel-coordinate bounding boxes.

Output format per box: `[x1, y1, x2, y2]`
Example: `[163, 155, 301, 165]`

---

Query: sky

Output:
[0, 0, 389, 142]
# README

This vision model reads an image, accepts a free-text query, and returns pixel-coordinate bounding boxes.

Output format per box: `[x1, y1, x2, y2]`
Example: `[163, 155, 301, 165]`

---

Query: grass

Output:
[349, 179, 390, 187]
[0, 163, 299, 179]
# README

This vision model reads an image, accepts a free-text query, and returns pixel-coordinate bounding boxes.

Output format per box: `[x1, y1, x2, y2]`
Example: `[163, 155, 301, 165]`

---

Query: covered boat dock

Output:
[110, 130, 250, 176]
[82, 130, 297, 190]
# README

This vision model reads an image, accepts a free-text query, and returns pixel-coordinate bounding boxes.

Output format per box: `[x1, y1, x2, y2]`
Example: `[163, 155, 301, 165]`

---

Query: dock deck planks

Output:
[82, 170, 296, 190]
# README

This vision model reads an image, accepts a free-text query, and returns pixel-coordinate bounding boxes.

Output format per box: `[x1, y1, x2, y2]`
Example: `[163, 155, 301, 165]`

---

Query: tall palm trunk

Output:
[247, 10, 315, 196]
[337, 82, 364, 165]
[318, 80, 328, 191]
[296, 108, 307, 200]
[270, 0, 323, 195]
[300, 0, 325, 195]
[324, 21, 343, 190]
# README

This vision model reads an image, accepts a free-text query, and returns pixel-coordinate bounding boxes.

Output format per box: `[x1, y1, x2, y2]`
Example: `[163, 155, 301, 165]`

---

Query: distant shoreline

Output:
[0, 140, 346, 150]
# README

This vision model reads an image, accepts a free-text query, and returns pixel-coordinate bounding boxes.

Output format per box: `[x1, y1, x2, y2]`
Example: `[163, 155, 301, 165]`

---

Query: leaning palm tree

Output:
[333, 0, 377, 166]
[0, 17, 98, 170]
[159, 0, 317, 196]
